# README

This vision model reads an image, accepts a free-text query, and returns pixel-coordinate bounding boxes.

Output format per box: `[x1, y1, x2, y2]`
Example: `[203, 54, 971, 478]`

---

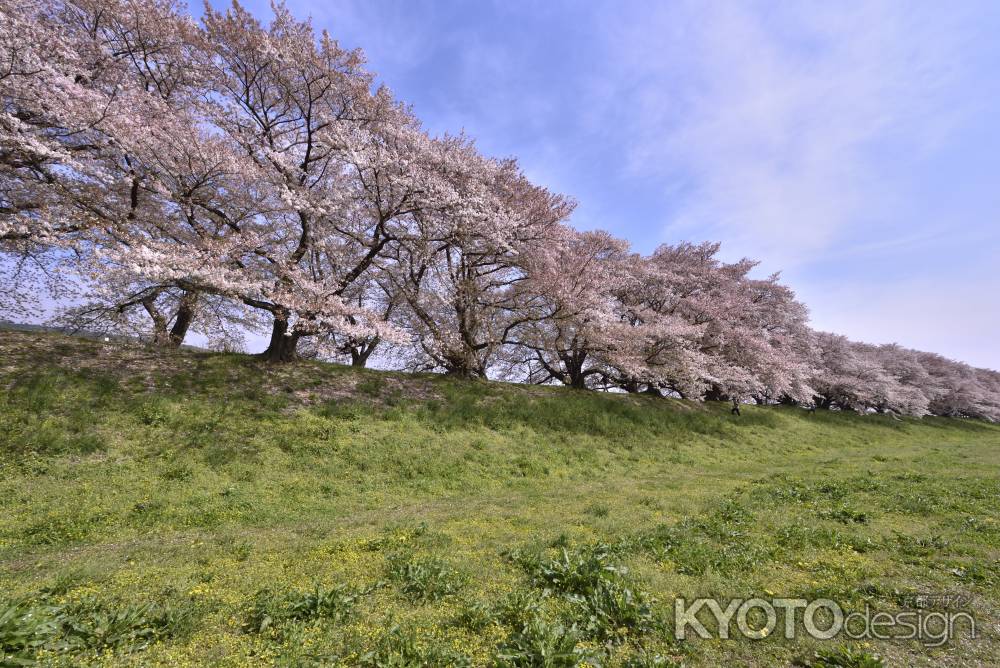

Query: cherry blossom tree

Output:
[0, 0, 227, 337]
[864, 343, 932, 416]
[592, 250, 709, 397]
[810, 333, 905, 414]
[310, 270, 401, 367]
[50, 270, 261, 350]
[914, 351, 1000, 421]
[973, 369, 1000, 422]
[1, 0, 111, 245]
[45, 0, 216, 344]
[0, 0, 197, 315]
[382, 139, 574, 377]
[808, 336, 1000, 419]
[707, 273, 816, 405]
[598, 243, 814, 402]
[103, 2, 428, 361]
[508, 226, 632, 388]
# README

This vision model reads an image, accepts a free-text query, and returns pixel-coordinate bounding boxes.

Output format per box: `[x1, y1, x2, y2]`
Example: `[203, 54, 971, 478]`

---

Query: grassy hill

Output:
[1, 330, 999, 667]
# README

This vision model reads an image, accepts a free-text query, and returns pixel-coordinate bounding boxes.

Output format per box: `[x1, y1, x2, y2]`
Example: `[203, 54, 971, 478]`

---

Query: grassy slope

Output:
[1, 330, 999, 667]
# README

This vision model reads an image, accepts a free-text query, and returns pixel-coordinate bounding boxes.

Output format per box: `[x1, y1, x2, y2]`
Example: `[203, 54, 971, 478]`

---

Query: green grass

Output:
[0, 330, 999, 666]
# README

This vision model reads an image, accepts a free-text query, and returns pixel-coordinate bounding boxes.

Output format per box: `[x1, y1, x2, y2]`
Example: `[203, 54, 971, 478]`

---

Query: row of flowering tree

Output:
[2, 1, 998, 420]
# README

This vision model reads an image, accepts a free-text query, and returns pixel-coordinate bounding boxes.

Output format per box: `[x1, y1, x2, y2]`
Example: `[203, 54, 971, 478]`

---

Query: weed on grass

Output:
[0, 595, 195, 662]
[494, 617, 588, 667]
[386, 553, 464, 604]
[359, 626, 472, 667]
[243, 584, 362, 634]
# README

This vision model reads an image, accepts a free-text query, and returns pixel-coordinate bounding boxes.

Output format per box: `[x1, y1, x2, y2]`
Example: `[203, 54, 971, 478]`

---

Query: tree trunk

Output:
[350, 346, 372, 367]
[704, 385, 727, 402]
[167, 291, 199, 347]
[260, 316, 300, 362]
[562, 351, 589, 390]
[141, 295, 172, 347]
[442, 347, 483, 378]
[445, 364, 477, 379]
[348, 336, 379, 368]
[564, 360, 586, 389]
[151, 328, 173, 347]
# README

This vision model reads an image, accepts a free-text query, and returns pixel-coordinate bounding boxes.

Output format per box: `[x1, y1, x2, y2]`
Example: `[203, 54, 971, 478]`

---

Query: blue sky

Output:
[217, 1, 999, 369]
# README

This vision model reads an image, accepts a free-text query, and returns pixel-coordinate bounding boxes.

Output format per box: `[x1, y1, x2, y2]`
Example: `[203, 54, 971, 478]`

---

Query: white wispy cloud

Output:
[596, 0, 980, 269]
